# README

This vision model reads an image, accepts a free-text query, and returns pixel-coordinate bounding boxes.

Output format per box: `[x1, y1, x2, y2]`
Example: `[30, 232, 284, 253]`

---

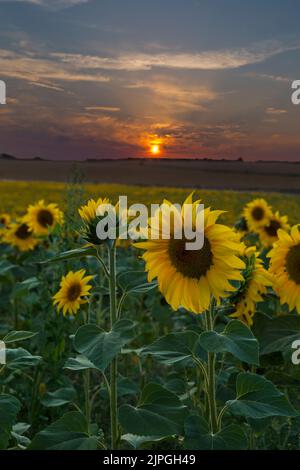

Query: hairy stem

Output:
[108, 243, 118, 449]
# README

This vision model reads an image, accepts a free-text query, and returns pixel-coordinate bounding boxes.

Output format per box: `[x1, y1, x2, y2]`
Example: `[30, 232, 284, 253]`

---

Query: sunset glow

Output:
[150, 144, 160, 156]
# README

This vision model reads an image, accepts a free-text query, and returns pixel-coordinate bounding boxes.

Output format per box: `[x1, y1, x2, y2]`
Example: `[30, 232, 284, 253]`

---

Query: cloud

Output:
[126, 80, 216, 111]
[266, 107, 287, 115]
[52, 40, 300, 71]
[85, 106, 121, 112]
[0, 49, 110, 85]
[0, 0, 90, 11]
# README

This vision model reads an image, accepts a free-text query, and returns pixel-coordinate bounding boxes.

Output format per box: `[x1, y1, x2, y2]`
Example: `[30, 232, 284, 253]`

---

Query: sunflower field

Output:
[0, 177, 300, 451]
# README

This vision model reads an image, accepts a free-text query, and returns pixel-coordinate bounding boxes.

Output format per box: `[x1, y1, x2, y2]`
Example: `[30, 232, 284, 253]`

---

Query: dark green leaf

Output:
[142, 331, 200, 366]
[184, 415, 247, 450]
[40, 246, 97, 264]
[119, 383, 188, 438]
[199, 320, 259, 365]
[0, 394, 21, 449]
[41, 388, 76, 408]
[74, 320, 135, 372]
[3, 331, 37, 344]
[227, 372, 299, 419]
[28, 412, 99, 450]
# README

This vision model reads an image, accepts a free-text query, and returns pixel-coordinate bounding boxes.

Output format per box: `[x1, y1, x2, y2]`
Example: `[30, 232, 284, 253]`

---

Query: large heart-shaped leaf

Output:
[141, 331, 201, 366]
[3, 331, 37, 344]
[74, 320, 135, 372]
[5, 348, 42, 369]
[41, 388, 77, 408]
[0, 394, 21, 449]
[28, 412, 99, 450]
[199, 320, 259, 365]
[253, 314, 300, 355]
[119, 383, 188, 438]
[184, 415, 247, 450]
[227, 372, 299, 419]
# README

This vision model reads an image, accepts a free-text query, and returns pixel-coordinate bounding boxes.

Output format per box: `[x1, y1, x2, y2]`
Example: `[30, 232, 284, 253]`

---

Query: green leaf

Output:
[28, 411, 99, 450]
[64, 355, 96, 371]
[184, 415, 247, 450]
[119, 383, 188, 438]
[41, 388, 76, 408]
[253, 314, 300, 355]
[121, 434, 165, 450]
[3, 331, 37, 344]
[142, 331, 201, 366]
[40, 246, 97, 264]
[199, 320, 259, 365]
[13, 277, 40, 298]
[0, 394, 21, 449]
[74, 320, 135, 372]
[117, 270, 157, 294]
[5, 348, 42, 369]
[227, 372, 299, 419]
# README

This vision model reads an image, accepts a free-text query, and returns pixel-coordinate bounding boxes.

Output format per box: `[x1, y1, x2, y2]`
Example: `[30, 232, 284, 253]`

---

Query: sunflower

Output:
[230, 246, 273, 326]
[24, 200, 63, 235]
[78, 197, 110, 224]
[257, 211, 289, 247]
[0, 213, 11, 227]
[268, 225, 300, 314]
[135, 195, 245, 314]
[53, 269, 93, 316]
[243, 198, 272, 231]
[4, 221, 39, 252]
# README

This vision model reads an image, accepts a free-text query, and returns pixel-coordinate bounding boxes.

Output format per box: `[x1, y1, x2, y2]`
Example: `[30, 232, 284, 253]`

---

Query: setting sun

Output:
[151, 144, 160, 155]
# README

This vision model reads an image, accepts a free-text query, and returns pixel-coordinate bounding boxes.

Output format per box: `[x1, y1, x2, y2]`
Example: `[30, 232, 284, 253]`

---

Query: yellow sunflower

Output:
[135, 195, 245, 314]
[78, 197, 110, 224]
[257, 211, 289, 247]
[230, 247, 273, 326]
[53, 269, 93, 316]
[243, 198, 272, 231]
[268, 225, 300, 314]
[4, 221, 39, 252]
[0, 213, 11, 227]
[24, 200, 63, 235]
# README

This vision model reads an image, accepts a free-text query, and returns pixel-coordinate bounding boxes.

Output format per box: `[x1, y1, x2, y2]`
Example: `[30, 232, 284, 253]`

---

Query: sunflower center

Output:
[15, 223, 31, 240]
[37, 209, 54, 228]
[286, 244, 300, 284]
[168, 236, 213, 279]
[0, 217, 6, 225]
[264, 220, 281, 237]
[67, 283, 82, 301]
[251, 207, 264, 221]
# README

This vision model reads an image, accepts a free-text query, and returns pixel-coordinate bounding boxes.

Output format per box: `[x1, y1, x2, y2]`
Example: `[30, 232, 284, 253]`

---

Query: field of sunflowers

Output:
[0, 177, 300, 451]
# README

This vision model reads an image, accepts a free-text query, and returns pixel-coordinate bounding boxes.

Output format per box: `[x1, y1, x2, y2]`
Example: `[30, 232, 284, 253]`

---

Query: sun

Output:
[150, 144, 160, 156]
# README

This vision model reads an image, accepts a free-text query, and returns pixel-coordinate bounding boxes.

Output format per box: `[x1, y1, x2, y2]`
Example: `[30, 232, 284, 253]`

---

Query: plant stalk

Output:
[108, 243, 118, 450]
[205, 301, 218, 434]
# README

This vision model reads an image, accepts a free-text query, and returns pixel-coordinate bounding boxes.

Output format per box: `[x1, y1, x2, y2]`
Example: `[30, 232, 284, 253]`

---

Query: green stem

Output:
[205, 301, 218, 434]
[108, 243, 118, 450]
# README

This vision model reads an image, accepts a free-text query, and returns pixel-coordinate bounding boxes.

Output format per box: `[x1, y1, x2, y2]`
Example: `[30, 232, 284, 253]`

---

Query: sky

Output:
[0, 0, 299, 161]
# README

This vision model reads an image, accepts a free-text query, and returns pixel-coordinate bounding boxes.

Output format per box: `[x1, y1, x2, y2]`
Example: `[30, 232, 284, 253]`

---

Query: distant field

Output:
[1, 158, 300, 192]
[1, 180, 300, 226]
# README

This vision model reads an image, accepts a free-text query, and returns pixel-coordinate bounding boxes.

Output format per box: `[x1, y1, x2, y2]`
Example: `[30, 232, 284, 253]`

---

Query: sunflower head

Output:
[258, 211, 289, 247]
[243, 198, 272, 231]
[135, 194, 245, 314]
[4, 220, 39, 252]
[229, 246, 273, 326]
[78, 198, 110, 224]
[268, 225, 300, 314]
[79, 197, 124, 246]
[24, 200, 63, 235]
[0, 213, 11, 227]
[53, 269, 93, 316]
